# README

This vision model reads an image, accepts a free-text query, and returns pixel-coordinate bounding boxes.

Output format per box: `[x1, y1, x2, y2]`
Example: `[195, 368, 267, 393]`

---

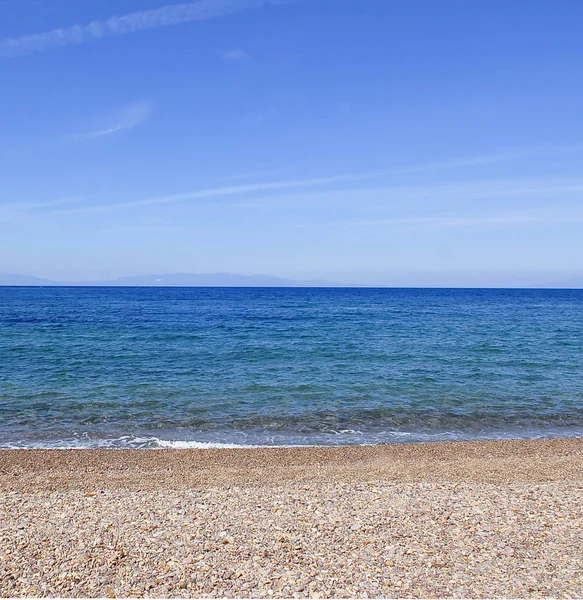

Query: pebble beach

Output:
[1, 438, 582, 598]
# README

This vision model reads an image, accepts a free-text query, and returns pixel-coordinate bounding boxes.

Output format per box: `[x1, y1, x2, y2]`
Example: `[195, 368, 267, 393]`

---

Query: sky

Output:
[1, 0, 583, 286]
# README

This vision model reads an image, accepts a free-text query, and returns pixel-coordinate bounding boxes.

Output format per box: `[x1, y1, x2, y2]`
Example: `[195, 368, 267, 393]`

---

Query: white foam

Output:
[0, 437, 258, 450]
[154, 439, 257, 449]
[3, 429, 582, 450]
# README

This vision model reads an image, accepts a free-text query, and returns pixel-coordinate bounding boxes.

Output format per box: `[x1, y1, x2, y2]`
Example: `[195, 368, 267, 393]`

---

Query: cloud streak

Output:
[0, 0, 275, 58]
[5, 144, 583, 217]
[49, 144, 583, 214]
[332, 212, 583, 228]
[74, 101, 153, 140]
[0, 196, 86, 213]
[231, 179, 583, 210]
[223, 48, 251, 61]
[382, 145, 583, 175]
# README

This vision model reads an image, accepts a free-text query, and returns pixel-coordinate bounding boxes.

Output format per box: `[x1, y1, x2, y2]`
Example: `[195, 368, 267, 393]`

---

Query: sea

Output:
[0, 286, 582, 449]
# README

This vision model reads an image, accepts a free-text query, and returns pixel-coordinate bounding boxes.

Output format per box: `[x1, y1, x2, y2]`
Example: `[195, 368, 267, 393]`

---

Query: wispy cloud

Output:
[332, 212, 583, 228]
[382, 144, 583, 175]
[230, 180, 583, 210]
[0, 196, 85, 212]
[221, 166, 296, 181]
[0, 0, 276, 58]
[99, 224, 189, 234]
[7, 144, 583, 216]
[49, 144, 583, 214]
[54, 177, 361, 214]
[222, 48, 251, 61]
[73, 101, 153, 140]
[49, 179, 583, 219]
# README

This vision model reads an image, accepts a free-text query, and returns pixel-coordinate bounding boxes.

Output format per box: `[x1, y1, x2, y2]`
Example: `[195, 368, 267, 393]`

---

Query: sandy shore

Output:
[1, 438, 582, 597]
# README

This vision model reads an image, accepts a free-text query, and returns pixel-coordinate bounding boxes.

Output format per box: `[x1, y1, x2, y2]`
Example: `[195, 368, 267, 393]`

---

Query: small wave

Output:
[153, 438, 258, 449]
[0, 435, 262, 450]
[3, 427, 583, 450]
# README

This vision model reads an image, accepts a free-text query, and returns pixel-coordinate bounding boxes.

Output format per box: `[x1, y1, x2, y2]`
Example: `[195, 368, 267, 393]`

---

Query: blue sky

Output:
[1, 0, 583, 285]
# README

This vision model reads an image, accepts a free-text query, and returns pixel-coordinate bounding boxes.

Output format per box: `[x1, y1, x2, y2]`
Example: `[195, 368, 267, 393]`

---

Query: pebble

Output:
[1, 481, 582, 597]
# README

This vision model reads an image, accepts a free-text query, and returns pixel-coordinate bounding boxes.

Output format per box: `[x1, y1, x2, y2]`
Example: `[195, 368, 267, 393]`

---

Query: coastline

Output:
[2, 438, 582, 597]
[2, 437, 582, 491]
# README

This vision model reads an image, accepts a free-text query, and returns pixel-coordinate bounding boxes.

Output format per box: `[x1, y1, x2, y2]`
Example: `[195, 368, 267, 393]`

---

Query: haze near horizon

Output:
[1, 0, 582, 287]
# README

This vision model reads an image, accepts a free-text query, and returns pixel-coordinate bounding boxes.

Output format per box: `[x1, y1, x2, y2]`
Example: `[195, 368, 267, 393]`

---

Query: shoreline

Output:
[2, 429, 583, 451]
[2, 437, 583, 491]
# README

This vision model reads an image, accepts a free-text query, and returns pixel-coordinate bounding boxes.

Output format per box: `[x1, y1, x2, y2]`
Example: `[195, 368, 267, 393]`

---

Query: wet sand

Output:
[1, 438, 582, 597]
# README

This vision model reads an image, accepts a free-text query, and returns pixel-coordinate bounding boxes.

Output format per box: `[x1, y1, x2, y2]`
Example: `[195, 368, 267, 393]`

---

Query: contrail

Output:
[4, 144, 581, 215]
[47, 144, 583, 215]
[0, 0, 275, 58]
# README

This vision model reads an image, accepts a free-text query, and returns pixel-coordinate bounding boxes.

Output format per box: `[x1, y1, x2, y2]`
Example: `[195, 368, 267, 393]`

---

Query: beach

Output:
[1, 438, 582, 597]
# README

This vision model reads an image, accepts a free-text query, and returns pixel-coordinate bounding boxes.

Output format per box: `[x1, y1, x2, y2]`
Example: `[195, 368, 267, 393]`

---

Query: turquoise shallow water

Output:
[0, 287, 582, 448]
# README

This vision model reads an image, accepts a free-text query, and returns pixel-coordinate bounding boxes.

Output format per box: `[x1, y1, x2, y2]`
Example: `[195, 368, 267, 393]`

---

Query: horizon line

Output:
[1, 284, 582, 290]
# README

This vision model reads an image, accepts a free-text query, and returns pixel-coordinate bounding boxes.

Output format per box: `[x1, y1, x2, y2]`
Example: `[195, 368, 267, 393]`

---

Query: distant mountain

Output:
[3, 271, 582, 288]
[0, 272, 338, 287]
[0, 273, 58, 286]
[559, 276, 583, 288]
[98, 272, 336, 287]
[532, 275, 583, 289]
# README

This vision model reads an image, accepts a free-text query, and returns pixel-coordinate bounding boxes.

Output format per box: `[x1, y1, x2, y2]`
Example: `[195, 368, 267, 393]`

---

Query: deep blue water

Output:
[0, 287, 582, 448]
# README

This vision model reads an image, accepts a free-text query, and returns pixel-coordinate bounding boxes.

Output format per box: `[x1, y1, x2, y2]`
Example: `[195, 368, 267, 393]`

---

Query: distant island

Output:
[549, 275, 583, 288]
[0, 272, 582, 288]
[0, 272, 341, 287]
